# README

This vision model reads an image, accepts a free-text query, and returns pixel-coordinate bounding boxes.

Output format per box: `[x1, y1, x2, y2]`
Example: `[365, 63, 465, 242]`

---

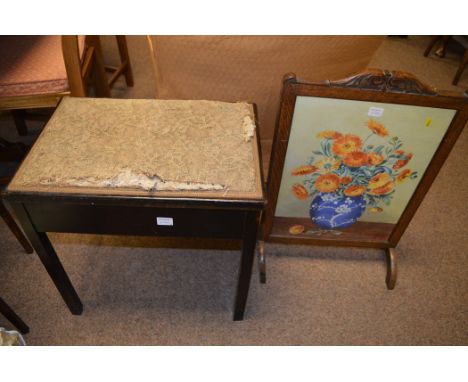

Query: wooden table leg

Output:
[233, 211, 259, 321]
[0, 297, 29, 334]
[385, 247, 397, 290]
[8, 202, 83, 315]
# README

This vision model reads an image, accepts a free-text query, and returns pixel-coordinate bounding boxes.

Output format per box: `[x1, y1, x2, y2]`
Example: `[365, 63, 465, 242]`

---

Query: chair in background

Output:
[0, 35, 133, 136]
[0, 35, 107, 136]
[1, 173, 33, 254]
[0, 199, 33, 255]
[424, 35, 468, 85]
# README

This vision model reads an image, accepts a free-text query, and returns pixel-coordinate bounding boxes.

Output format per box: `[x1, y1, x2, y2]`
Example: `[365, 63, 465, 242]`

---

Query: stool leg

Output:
[116, 36, 134, 87]
[0, 200, 33, 254]
[8, 202, 83, 315]
[233, 211, 259, 321]
[0, 297, 29, 334]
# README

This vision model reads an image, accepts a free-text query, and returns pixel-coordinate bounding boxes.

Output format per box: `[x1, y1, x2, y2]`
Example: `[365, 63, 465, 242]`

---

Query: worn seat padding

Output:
[9, 97, 262, 200]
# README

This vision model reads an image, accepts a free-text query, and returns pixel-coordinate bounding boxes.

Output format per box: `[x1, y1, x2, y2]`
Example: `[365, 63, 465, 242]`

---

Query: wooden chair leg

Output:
[452, 49, 468, 85]
[424, 36, 441, 57]
[116, 36, 134, 87]
[0, 297, 29, 334]
[86, 35, 111, 98]
[0, 138, 29, 161]
[11, 110, 28, 136]
[0, 200, 34, 254]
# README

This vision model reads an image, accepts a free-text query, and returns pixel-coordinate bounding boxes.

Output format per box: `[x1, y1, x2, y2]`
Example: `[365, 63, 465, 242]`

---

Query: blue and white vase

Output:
[309, 193, 366, 229]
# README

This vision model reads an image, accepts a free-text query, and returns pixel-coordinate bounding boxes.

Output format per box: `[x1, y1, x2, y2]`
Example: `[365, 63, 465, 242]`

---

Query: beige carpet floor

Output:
[0, 36, 467, 345]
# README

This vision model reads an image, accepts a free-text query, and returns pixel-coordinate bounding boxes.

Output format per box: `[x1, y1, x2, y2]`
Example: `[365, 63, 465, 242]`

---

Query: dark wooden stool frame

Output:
[5, 193, 263, 321]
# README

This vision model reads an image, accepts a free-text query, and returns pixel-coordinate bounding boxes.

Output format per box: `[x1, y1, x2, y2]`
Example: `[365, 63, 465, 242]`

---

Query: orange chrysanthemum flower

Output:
[396, 169, 412, 182]
[331, 134, 362, 157]
[343, 151, 368, 168]
[292, 184, 309, 200]
[314, 174, 340, 193]
[316, 130, 343, 140]
[340, 176, 353, 185]
[393, 150, 413, 169]
[368, 173, 394, 195]
[369, 182, 395, 195]
[291, 165, 318, 176]
[368, 172, 392, 189]
[315, 157, 341, 173]
[367, 119, 389, 137]
[367, 152, 384, 166]
[344, 185, 366, 197]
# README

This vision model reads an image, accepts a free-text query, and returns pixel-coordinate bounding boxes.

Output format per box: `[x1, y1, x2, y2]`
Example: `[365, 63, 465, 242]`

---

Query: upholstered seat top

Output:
[8, 97, 263, 201]
[0, 36, 84, 97]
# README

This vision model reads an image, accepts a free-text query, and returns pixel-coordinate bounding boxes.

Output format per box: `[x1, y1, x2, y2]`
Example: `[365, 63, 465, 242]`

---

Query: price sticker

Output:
[368, 107, 384, 117]
[156, 217, 174, 226]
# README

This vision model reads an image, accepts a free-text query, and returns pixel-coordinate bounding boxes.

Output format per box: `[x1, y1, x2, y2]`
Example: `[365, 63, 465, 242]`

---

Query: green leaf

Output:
[374, 145, 385, 154]
[325, 140, 332, 157]
[320, 140, 330, 157]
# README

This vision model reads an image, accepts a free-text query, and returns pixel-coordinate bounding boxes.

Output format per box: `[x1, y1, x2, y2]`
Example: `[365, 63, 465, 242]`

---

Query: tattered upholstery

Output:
[8, 97, 263, 201]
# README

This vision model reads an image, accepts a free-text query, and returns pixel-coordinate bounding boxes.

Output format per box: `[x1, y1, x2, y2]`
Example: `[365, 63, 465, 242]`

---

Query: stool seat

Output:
[8, 97, 263, 201]
[0, 36, 85, 97]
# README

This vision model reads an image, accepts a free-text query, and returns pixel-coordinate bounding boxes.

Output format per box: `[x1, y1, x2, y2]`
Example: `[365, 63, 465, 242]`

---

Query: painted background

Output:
[275, 96, 456, 224]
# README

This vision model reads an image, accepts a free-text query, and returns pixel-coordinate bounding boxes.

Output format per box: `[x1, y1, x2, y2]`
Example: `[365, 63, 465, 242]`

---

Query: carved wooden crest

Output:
[327, 68, 437, 95]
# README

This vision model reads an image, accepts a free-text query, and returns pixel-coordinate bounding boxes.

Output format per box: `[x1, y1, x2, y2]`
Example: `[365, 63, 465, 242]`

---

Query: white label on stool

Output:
[156, 217, 174, 226]
[368, 107, 384, 117]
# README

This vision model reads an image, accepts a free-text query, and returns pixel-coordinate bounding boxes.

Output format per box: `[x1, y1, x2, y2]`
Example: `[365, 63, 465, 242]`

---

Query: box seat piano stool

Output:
[4, 97, 265, 321]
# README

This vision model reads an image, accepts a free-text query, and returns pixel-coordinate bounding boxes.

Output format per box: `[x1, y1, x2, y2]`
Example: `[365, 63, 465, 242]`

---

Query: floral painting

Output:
[290, 119, 417, 230]
[274, 96, 456, 240]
